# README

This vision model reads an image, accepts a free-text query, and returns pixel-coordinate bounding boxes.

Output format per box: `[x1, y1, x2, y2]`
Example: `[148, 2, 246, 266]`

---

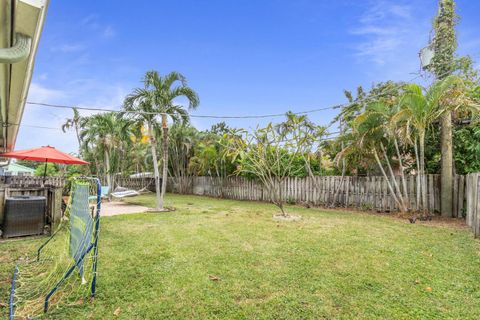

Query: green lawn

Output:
[2, 194, 480, 319]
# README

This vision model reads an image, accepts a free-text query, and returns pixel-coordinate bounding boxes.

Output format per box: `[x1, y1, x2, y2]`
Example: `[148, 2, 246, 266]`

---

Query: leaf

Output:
[208, 275, 221, 281]
[425, 287, 433, 292]
[113, 307, 121, 316]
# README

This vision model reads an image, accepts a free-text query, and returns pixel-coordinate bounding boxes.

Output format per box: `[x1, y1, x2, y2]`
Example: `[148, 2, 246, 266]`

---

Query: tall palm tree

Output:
[123, 71, 199, 210]
[61, 108, 85, 155]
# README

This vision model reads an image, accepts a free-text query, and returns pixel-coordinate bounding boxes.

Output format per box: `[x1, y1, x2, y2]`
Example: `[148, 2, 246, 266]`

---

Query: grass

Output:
[2, 193, 480, 319]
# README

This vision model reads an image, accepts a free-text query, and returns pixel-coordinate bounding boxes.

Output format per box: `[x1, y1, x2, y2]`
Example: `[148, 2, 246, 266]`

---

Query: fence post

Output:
[474, 174, 480, 238]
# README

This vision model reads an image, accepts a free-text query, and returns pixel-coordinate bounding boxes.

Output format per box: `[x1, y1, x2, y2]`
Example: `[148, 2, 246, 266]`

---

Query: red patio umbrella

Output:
[1, 145, 89, 183]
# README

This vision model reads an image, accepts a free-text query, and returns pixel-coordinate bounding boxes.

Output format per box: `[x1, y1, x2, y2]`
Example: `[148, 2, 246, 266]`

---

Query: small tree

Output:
[224, 114, 312, 217]
[348, 100, 413, 213]
[277, 113, 329, 199]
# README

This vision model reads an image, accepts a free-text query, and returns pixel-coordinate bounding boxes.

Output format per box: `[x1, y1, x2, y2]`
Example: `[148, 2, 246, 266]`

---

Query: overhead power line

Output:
[12, 68, 470, 137]
[24, 68, 460, 124]
[26, 101, 338, 119]
[24, 70, 432, 120]
[1, 122, 63, 131]
[23, 124, 63, 131]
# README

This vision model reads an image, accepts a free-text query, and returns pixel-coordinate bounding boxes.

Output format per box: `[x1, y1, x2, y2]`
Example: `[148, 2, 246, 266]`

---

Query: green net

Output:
[10, 178, 100, 319]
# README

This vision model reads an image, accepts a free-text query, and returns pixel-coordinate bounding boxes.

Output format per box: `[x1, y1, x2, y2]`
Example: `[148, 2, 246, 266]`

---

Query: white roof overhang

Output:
[0, 0, 49, 154]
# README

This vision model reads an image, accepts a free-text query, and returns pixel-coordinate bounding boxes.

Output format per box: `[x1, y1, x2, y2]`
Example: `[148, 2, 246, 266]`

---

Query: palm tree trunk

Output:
[413, 139, 421, 211]
[393, 137, 409, 210]
[104, 149, 112, 196]
[332, 123, 346, 207]
[373, 148, 404, 212]
[159, 114, 169, 210]
[380, 143, 405, 209]
[419, 132, 428, 215]
[75, 125, 82, 156]
[149, 123, 162, 210]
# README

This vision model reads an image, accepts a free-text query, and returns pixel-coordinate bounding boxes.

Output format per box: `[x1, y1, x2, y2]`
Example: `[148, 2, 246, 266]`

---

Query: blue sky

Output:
[18, 0, 480, 153]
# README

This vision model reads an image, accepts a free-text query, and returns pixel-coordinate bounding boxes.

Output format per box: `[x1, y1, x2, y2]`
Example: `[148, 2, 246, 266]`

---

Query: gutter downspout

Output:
[0, 33, 32, 165]
[0, 33, 32, 63]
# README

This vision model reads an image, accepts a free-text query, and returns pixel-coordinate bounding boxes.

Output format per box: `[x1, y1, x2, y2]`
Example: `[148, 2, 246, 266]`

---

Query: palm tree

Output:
[80, 113, 131, 193]
[395, 75, 478, 213]
[123, 71, 199, 210]
[351, 101, 410, 212]
[61, 108, 85, 155]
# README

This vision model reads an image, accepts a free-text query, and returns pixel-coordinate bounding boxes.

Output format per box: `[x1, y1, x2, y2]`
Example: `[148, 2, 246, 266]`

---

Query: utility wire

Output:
[24, 72, 423, 119]
[0, 122, 62, 131]
[23, 68, 463, 128]
[12, 123, 343, 136]
[23, 124, 63, 131]
[25, 101, 339, 119]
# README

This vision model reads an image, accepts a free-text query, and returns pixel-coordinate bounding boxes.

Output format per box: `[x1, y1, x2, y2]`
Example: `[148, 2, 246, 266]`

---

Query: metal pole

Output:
[9, 266, 19, 320]
[91, 178, 101, 297]
[43, 159, 48, 184]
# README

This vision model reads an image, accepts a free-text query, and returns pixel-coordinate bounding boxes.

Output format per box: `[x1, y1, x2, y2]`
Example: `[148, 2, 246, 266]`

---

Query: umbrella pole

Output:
[43, 160, 48, 184]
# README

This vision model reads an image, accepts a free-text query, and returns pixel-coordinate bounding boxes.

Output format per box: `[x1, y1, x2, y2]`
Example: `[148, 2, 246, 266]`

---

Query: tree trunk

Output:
[304, 155, 321, 195]
[380, 143, 405, 208]
[419, 132, 428, 215]
[75, 125, 82, 156]
[331, 168, 345, 207]
[270, 178, 287, 217]
[373, 148, 404, 212]
[332, 122, 347, 207]
[149, 123, 162, 210]
[159, 114, 169, 210]
[278, 202, 286, 216]
[394, 137, 409, 209]
[440, 112, 453, 217]
[413, 139, 422, 211]
[433, 0, 455, 218]
[104, 149, 112, 196]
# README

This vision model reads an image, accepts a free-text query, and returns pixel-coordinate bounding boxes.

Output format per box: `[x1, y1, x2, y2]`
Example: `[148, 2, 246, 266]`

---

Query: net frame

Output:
[8, 177, 101, 319]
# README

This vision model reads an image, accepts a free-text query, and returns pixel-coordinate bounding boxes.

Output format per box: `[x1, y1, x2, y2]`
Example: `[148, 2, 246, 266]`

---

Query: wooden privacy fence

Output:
[465, 173, 480, 237]
[115, 177, 156, 192]
[105, 173, 480, 237]
[0, 176, 65, 188]
[167, 175, 467, 217]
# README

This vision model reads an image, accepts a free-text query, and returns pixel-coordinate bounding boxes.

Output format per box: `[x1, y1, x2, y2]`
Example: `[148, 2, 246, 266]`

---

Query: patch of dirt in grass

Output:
[307, 205, 468, 230]
[102, 201, 149, 216]
[407, 216, 468, 229]
[273, 214, 302, 221]
[147, 207, 176, 213]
